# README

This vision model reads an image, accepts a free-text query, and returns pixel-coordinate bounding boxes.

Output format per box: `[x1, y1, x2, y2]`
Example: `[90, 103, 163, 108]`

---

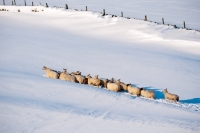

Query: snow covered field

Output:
[0, 0, 200, 133]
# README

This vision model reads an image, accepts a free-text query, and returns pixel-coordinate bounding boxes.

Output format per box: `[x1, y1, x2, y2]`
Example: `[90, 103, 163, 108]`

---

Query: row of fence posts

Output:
[1, 1, 189, 29]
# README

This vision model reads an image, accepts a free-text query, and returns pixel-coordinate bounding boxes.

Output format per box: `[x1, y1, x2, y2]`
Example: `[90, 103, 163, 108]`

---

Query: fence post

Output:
[102, 9, 105, 16]
[24, 0, 26, 6]
[46, 3, 48, 8]
[32, 1, 34, 6]
[12, 1, 13, 5]
[65, 4, 68, 9]
[121, 12, 123, 17]
[183, 21, 186, 29]
[3, 0, 5, 5]
[144, 15, 147, 21]
[162, 18, 164, 24]
[14, 0, 16, 5]
[86, 6, 87, 11]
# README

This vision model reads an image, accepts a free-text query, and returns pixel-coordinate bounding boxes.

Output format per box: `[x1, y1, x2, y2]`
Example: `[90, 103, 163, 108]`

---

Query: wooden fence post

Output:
[32, 1, 34, 6]
[121, 12, 123, 17]
[162, 18, 164, 24]
[24, 0, 26, 6]
[86, 6, 87, 11]
[3, 0, 5, 5]
[102, 9, 105, 16]
[183, 21, 186, 28]
[65, 4, 68, 9]
[144, 15, 147, 21]
[46, 3, 48, 8]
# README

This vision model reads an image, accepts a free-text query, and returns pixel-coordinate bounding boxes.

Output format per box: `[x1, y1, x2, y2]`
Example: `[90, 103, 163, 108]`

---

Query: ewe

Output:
[115, 79, 128, 91]
[127, 84, 141, 96]
[86, 74, 101, 87]
[140, 88, 155, 99]
[163, 88, 179, 102]
[42, 66, 59, 79]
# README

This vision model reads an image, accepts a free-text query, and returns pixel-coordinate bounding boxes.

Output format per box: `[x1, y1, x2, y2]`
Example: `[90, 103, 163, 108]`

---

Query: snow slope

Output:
[0, 2, 200, 133]
[2, 0, 200, 30]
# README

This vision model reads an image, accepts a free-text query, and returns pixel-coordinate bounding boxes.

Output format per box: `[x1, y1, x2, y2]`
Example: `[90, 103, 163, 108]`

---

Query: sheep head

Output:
[42, 66, 47, 70]
[163, 88, 168, 93]
[86, 74, 91, 78]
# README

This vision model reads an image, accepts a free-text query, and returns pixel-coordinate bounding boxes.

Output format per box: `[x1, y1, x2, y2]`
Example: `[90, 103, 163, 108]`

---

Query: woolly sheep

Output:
[42, 66, 59, 79]
[84, 75, 91, 84]
[115, 79, 128, 91]
[127, 84, 141, 96]
[86, 74, 101, 87]
[100, 78, 109, 88]
[59, 71, 76, 82]
[163, 88, 179, 102]
[140, 88, 155, 99]
[107, 81, 121, 92]
[70, 71, 86, 84]
[62, 68, 70, 75]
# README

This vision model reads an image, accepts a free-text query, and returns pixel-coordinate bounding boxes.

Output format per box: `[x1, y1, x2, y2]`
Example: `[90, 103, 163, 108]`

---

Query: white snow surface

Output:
[0, 1, 200, 133]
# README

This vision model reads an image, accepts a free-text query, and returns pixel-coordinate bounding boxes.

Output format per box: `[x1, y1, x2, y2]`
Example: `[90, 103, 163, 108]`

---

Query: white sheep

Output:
[42, 66, 59, 79]
[127, 84, 141, 96]
[86, 74, 101, 87]
[84, 75, 91, 84]
[70, 71, 86, 84]
[115, 79, 128, 91]
[163, 88, 179, 102]
[100, 78, 109, 88]
[59, 71, 76, 82]
[141, 88, 155, 99]
[107, 81, 121, 92]
[62, 68, 70, 75]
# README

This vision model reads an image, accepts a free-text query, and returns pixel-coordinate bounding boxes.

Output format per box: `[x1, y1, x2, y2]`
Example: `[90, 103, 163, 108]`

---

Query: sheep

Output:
[100, 78, 109, 88]
[70, 71, 86, 84]
[127, 84, 141, 96]
[42, 66, 59, 79]
[59, 71, 76, 82]
[163, 88, 179, 102]
[140, 88, 155, 99]
[62, 68, 70, 75]
[84, 75, 91, 84]
[107, 81, 121, 92]
[86, 74, 101, 87]
[115, 79, 128, 91]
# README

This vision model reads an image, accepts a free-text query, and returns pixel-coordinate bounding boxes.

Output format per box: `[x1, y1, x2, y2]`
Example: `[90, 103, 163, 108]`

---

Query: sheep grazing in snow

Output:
[86, 74, 101, 87]
[140, 88, 155, 99]
[107, 81, 121, 92]
[127, 84, 141, 96]
[163, 88, 179, 102]
[42, 66, 59, 79]
[115, 79, 128, 91]
[71, 71, 86, 84]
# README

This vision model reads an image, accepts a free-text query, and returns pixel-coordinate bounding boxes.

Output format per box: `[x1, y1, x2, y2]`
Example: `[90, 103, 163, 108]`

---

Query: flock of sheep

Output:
[42, 66, 179, 102]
